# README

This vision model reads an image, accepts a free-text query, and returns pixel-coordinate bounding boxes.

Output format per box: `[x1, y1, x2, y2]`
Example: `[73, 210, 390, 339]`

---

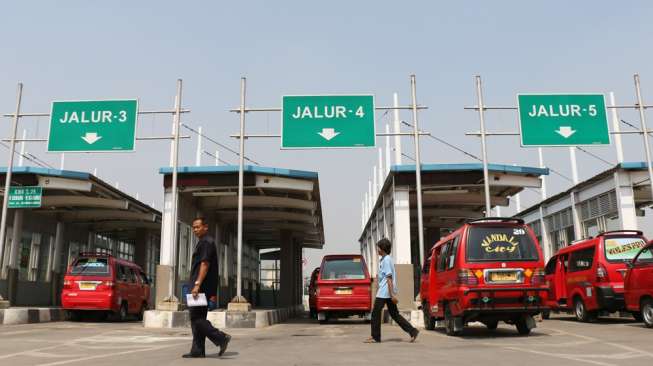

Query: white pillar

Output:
[169, 96, 177, 167]
[392, 187, 412, 265]
[195, 126, 203, 166]
[93, 168, 98, 176]
[614, 171, 638, 230]
[60, 154, 65, 170]
[51, 222, 64, 274]
[18, 130, 26, 167]
[538, 148, 547, 199]
[160, 189, 176, 267]
[393, 93, 402, 165]
[610, 92, 624, 164]
[8, 211, 24, 269]
[215, 150, 220, 166]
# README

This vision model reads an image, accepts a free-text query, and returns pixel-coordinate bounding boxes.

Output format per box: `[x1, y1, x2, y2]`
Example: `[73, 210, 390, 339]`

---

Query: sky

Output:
[1, 1, 653, 274]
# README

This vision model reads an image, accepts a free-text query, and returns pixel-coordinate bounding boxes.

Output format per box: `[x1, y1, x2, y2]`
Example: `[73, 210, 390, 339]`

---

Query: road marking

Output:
[33, 342, 187, 366]
[548, 326, 653, 358]
[504, 346, 617, 366]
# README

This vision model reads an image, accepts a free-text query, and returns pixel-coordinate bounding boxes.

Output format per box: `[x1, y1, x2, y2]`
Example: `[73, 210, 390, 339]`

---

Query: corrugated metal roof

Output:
[159, 165, 318, 179]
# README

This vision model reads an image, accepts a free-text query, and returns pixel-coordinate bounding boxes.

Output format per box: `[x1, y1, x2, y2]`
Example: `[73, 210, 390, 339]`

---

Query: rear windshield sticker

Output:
[605, 239, 646, 259]
[513, 228, 526, 235]
[481, 234, 519, 253]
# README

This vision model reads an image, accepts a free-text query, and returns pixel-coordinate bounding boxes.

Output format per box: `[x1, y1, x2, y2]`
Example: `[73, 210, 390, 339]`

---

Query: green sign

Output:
[281, 95, 375, 148]
[48, 99, 138, 152]
[8, 186, 42, 208]
[518, 94, 610, 146]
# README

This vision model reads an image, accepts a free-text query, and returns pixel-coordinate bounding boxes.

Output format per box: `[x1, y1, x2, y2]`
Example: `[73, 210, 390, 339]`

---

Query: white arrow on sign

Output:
[81, 132, 102, 145]
[555, 126, 576, 139]
[317, 128, 340, 141]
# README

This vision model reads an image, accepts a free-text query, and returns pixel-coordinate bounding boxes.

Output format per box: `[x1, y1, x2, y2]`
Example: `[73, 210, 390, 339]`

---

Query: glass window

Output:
[603, 236, 647, 263]
[447, 237, 459, 270]
[70, 257, 110, 276]
[584, 219, 600, 237]
[321, 258, 366, 280]
[569, 247, 595, 272]
[466, 226, 539, 262]
[635, 246, 653, 263]
[545, 256, 557, 275]
[437, 242, 450, 272]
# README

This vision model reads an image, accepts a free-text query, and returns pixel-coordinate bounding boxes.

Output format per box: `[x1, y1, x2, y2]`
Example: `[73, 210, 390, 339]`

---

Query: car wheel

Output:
[422, 302, 435, 330]
[137, 303, 146, 321]
[444, 304, 463, 336]
[642, 299, 653, 328]
[118, 302, 129, 322]
[485, 320, 499, 330]
[515, 317, 533, 335]
[574, 297, 595, 322]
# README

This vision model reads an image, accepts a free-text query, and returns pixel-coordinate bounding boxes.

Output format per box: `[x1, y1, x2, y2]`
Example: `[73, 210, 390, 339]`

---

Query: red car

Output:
[61, 253, 151, 321]
[544, 230, 647, 322]
[420, 218, 548, 336]
[308, 267, 320, 318]
[625, 241, 653, 327]
[315, 254, 371, 324]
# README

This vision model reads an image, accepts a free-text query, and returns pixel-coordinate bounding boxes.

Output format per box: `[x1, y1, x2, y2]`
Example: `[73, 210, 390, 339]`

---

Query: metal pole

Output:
[393, 93, 402, 164]
[475, 75, 492, 216]
[195, 126, 203, 166]
[610, 92, 625, 164]
[17, 130, 26, 167]
[215, 150, 220, 166]
[569, 147, 579, 184]
[167, 79, 183, 301]
[0, 83, 23, 288]
[410, 75, 425, 266]
[634, 74, 653, 201]
[385, 124, 391, 174]
[538, 148, 547, 199]
[236, 77, 246, 301]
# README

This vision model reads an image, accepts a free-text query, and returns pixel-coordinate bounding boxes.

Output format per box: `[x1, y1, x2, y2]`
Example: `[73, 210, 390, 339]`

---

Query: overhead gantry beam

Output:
[201, 195, 316, 211]
[42, 210, 157, 222]
[41, 196, 129, 210]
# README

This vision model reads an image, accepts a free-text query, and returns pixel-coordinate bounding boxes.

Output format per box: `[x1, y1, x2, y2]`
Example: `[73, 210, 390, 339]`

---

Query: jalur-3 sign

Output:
[48, 99, 138, 152]
[518, 94, 610, 146]
[281, 95, 375, 149]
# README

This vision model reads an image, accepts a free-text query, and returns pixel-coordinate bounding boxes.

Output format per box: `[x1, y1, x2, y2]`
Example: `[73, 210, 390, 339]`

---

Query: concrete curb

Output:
[0, 308, 64, 325]
[144, 305, 303, 329]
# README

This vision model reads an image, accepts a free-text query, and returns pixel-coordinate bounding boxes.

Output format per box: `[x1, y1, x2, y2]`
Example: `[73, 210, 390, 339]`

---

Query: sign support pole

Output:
[166, 79, 183, 303]
[475, 76, 492, 216]
[236, 77, 246, 303]
[0, 83, 22, 302]
[410, 75, 425, 266]
[634, 74, 653, 202]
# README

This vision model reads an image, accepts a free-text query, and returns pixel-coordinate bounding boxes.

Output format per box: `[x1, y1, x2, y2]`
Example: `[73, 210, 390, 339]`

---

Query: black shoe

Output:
[218, 335, 231, 357]
[182, 352, 205, 358]
[410, 330, 419, 343]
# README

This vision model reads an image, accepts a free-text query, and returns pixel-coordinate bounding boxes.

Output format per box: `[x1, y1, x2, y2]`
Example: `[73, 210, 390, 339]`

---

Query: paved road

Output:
[0, 314, 651, 366]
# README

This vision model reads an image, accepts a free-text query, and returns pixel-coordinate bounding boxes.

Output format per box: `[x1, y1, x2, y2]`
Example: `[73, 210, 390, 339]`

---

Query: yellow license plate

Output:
[490, 272, 517, 281]
[79, 282, 97, 290]
[334, 289, 352, 295]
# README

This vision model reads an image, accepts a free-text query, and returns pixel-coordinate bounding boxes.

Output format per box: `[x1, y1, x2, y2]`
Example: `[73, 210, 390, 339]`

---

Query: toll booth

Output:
[0, 166, 161, 307]
[156, 165, 324, 310]
[358, 163, 548, 309]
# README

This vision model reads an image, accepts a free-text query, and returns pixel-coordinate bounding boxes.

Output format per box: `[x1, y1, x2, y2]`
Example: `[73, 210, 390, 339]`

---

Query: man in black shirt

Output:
[182, 217, 231, 358]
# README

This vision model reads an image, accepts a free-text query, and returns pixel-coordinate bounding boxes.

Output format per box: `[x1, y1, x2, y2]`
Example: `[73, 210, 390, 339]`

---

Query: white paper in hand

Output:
[186, 293, 208, 307]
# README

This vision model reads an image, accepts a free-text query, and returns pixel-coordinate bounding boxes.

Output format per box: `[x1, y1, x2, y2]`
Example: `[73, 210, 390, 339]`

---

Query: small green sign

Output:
[48, 99, 138, 152]
[8, 186, 42, 208]
[282, 95, 375, 148]
[518, 94, 610, 146]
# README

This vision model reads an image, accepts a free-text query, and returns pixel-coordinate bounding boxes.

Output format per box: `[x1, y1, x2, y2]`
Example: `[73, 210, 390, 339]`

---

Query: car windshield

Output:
[604, 236, 648, 262]
[70, 257, 110, 276]
[466, 226, 539, 262]
[321, 258, 366, 280]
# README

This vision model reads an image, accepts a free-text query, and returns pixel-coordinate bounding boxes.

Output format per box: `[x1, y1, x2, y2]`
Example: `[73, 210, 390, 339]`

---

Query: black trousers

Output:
[371, 297, 417, 342]
[189, 306, 227, 355]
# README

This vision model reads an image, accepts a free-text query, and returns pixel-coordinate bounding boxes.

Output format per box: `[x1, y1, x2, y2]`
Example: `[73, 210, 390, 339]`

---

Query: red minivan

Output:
[544, 230, 648, 322]
[625, 241, 653, 327]
[308, 267, 320, 319]
[420, 218, 548, 336]
[315, 254, 371, 324]
[61, 253, 151, 321]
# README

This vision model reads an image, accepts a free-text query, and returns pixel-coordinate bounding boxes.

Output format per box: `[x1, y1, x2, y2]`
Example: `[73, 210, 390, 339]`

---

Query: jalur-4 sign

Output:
[48, 100, 138, 152]
[281, 95, 375, 149]
[518, 94, 610, 146]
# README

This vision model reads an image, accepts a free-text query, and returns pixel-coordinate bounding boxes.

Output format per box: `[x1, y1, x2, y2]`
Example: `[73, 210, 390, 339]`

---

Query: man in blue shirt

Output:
[365, 238, 419, 343]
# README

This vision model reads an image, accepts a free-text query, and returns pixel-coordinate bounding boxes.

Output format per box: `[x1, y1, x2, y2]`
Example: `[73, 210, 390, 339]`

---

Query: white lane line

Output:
[0, 330, 116, 360]
[549, 327, 653, 358]
[504, 346, 618, 366]
[33, 342, 188, 366]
